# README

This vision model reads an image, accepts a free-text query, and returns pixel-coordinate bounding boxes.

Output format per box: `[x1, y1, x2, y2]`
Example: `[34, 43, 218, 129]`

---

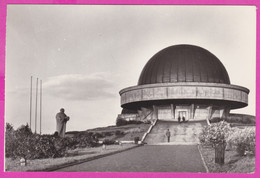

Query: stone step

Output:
[144, 120, 206, 145]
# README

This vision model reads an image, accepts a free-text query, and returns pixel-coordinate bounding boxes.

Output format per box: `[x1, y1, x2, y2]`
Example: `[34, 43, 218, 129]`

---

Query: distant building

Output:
[118, 44, 249, 123]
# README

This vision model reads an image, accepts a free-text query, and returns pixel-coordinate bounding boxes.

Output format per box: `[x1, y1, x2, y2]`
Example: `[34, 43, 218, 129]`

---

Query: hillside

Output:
[66, 123, 151, 142]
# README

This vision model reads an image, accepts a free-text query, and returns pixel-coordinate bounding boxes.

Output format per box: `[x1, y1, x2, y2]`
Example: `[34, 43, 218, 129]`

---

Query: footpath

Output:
[54, 145, 207, 172]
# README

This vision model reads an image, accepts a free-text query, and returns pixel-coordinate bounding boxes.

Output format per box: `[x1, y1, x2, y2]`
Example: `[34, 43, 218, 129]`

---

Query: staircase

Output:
[144, 120, 207, 145]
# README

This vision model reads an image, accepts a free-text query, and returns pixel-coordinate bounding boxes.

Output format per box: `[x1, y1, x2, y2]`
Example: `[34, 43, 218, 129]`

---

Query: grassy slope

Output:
[199, 145, 255, 173]
[67, 123, 151, 141]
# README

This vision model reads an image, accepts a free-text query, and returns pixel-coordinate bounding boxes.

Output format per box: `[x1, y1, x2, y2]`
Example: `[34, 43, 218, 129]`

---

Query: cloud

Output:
[43, 73, 117, 100]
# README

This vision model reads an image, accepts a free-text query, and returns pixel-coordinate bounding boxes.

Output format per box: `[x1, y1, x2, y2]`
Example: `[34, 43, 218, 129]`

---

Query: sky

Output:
[5, 5, 256, 134]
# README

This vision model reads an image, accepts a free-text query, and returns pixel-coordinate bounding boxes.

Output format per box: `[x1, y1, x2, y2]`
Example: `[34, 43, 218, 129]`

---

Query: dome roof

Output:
[138, 45, 230, 85]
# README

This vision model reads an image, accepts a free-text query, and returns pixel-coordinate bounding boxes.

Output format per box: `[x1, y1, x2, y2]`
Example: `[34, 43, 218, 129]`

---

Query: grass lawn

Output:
[5, 144, 138, 172]
[199, 145, 255, 173]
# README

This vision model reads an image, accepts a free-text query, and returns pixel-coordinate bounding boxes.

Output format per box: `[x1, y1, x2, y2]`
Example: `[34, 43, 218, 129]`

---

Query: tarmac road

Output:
[54, 145, 207, 173]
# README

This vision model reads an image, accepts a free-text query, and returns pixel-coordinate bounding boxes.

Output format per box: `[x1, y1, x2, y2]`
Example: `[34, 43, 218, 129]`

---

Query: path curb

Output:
[197, 144, 209, 173]
[31, 144, 142, 172]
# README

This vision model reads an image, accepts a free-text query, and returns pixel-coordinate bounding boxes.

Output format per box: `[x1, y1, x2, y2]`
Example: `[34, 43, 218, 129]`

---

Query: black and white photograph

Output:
[4, 5, 256, 173]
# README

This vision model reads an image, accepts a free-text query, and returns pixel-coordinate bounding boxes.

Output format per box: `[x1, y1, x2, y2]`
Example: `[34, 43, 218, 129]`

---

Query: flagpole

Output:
[40, 80, 42, 135]
[35, 78, 38, 134]
[29, 76, 32, 129]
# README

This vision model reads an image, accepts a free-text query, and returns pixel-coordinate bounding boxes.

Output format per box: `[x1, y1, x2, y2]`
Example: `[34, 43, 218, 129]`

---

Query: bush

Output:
[5, 123, 14, 132]
[103, 132, 113, 137]
[116, 118, 128, 126]
[5, 123, 16, 158]
[134, 137, 140, 144]
[227, 127, 255, 156]
[115, 130, 125, 136]
[5, 124, 63, 159]
[73, 133, 100, 148]
[103, 139, 115, 145]
[5, 123, 100, 160]
[92, 132, 104, 139]
[199, 121, 231, 147]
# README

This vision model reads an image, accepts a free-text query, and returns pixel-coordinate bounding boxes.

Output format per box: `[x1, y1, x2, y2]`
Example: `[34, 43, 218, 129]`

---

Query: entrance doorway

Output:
[178, 111, 187, 121]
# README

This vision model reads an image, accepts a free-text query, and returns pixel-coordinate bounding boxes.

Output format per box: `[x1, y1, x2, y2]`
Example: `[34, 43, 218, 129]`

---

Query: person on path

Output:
[166, 129, 171, 143]
[56, 108, 70, 137]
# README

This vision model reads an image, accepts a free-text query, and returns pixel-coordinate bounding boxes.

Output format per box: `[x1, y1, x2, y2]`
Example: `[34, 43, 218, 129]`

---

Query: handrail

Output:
[140, 113, 158, 143]
[142, 110, 153, 121]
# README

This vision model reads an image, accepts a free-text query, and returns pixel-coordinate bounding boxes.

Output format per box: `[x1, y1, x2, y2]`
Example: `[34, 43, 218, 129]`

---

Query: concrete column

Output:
[190, 104, 195, 119]
[219, 108, 225, 118]
[225, 108, 230, 118]
[152, 105, 158, 121]
[171, 104, 175, 120]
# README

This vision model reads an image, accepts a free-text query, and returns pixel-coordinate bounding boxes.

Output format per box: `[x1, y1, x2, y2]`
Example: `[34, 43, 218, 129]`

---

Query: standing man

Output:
[166, 129, 171, 143]
[178, 115, 181, 123]
[56, 108, 70, 137]
[182, 116, 186, 122]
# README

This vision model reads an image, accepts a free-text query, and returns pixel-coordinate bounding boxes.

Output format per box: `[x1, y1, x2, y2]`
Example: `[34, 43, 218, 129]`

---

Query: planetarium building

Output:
[119, 45, 249, 123]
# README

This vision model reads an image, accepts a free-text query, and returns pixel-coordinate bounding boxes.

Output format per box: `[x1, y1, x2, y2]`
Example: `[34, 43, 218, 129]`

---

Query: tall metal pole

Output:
[35, 78, 38, 134]
[29, 76, 32, 129]
[40, 80, 42, 135]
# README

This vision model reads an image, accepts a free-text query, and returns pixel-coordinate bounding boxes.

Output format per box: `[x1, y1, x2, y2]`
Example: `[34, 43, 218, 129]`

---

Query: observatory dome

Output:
[138, 45, 230, 85]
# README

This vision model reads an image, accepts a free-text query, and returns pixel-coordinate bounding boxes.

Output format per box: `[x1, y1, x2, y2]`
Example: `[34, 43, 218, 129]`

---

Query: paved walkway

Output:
[54, 145, 207, 172]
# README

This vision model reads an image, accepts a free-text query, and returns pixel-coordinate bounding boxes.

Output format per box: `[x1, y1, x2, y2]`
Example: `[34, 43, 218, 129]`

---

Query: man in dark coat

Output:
[182, 116, 186, 122]
[56, 108, 70, 137]
[166, 129, 171, 143]
[178, 116, 181, 123]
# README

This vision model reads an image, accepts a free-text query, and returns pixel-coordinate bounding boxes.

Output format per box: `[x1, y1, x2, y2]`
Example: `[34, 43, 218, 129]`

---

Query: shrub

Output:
[199, 121, 231, 147]
[134, 137, 140, 144]
[103, 139, 115, 145]
[115, 130, 125, 136]
[116, 118, 128, 126]
[227, 127, 255, 156]
[73, 133, 100, 148]
[5, 123, 16, 158]
[5, 123, 14, 132]
[5, 126, 63, 159]
[92, 132, 104, 139]
[5, 123, 100, 160]
[103, 132, 113, 137]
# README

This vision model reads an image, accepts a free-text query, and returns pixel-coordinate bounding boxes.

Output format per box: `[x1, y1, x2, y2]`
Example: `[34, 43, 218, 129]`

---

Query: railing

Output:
[141, 113, 158, 143]
[142, 110, 153, 121]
